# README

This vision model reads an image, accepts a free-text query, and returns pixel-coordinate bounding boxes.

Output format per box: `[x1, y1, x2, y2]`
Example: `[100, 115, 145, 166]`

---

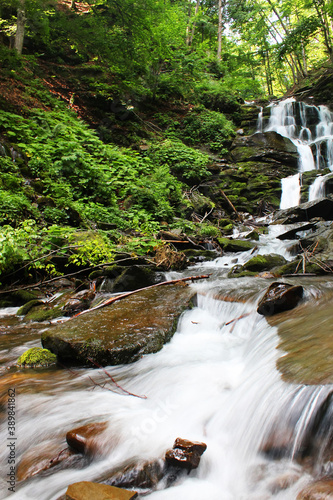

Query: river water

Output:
[265, 98, 333, 209]
[1, 227, 333, 499]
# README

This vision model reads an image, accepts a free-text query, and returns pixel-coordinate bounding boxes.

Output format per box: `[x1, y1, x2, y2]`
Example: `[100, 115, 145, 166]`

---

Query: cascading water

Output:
[265, 98, 333, 209]
[2, 238, 333, 500]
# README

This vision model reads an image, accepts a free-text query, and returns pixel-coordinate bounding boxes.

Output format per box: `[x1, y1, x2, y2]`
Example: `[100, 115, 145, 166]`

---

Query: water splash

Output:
[265, 98, 333, 208]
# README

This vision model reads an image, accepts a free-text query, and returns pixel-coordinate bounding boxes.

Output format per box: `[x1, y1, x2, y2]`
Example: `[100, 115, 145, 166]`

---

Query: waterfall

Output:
[265, 98, 333, 209]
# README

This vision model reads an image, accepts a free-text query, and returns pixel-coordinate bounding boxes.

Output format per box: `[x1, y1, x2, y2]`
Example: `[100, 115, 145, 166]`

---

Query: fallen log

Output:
[74, 274, 211, 318]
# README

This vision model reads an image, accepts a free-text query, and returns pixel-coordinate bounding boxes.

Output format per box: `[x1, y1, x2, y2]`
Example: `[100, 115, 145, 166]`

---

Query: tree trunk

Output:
[188, 0, 200, 46]
[14, 0, 26, 54]
[217, 0, 223, 59]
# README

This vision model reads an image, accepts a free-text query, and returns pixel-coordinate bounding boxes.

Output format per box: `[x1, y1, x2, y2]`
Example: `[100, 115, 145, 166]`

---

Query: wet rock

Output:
[230, 131, 298, 167]
[104, 459, 164, 492]
[91, 265, 163, 293]
[65, 482, 138, 500]
[66, 422, 108, 455]
[17, 299, 44, 316]
[24, 303, 63, 322]
[183, 249, 219, 263]
[17, 443, 79, 481]
[276, 222, 316, 240]
[260, 425, 295, 458]
[274, 198, 333, 224]
[0, 289, 42, 308]
[62, 289, 96, 316]
[229, 254, 287, 278]
[296, 479, 333, 499]
[267, 472, 300, 494]
[41, 284, 195, 366]
[217, 237, 256, 252]
[165, 437, 207, 470]
[17, 347, 57, 367]
[257, 282, 304, 316]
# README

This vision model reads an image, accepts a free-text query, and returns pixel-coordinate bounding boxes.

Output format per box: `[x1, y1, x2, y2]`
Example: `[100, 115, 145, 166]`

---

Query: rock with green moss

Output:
[0, 289, 42, 308]
[218, 237, 256, 252]
[17, 347, 57, 367]
[229, 253, 288, 277]
[41, 285, 195, 366]
[17, 300, 44, 316]
[25, 304, 63, 322]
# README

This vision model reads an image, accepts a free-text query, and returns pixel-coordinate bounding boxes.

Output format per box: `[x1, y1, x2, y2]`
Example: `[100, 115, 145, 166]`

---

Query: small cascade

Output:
[309, 175, 325, 201]
[256, 106, 263, 133]
[265, 98, 333, 208]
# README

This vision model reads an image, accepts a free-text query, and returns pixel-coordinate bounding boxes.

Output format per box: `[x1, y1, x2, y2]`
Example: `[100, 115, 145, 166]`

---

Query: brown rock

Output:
[257, 282, 304, 316]
[165, 437, 207, 470]
[17, 443, 84, 481]
[297, 479, 333, 499]
[66, 422, 108, 455]
[65, 482, 137, 500]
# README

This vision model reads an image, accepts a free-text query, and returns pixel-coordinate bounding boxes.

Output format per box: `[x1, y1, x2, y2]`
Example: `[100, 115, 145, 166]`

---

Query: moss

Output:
[0, 289, 41, 307]
[243, 254, 287, 272]
[17, 347, 57, 367]
[218, 237, 256, 252]
[25, 305, 63, 322]
[17, 299, 43, 316]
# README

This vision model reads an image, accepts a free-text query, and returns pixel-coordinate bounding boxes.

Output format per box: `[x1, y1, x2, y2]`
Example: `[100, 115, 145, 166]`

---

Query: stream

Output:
[2, 101, 333, 499]
[1, 227, 333, 499]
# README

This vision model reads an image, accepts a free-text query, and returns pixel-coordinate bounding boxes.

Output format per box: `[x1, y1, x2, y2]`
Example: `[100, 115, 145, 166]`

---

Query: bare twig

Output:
[87, 358, 147, 399]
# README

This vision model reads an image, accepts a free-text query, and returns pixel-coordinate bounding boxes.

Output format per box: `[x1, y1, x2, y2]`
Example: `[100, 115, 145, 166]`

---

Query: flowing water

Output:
[265, 98, 333, 208]
[2, 228, 333, 500]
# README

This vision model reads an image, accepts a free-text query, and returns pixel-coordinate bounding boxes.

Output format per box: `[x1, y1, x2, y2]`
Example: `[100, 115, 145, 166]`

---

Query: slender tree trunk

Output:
[217, 0, 223, 59]
[14, 0, 26, 54]
[312, 0, 333, 59]
[186, 1, 192, 46]
[188, 0, 200, 46]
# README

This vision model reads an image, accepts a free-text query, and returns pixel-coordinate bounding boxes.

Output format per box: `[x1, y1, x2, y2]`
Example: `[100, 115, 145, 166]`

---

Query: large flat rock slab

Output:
[42, 285, 194, 366]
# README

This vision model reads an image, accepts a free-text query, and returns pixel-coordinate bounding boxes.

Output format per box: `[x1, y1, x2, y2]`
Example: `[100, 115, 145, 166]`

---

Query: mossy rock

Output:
[17, 348, 57, 367]
[243, 254, 287, 272]
[217, 237, 256, 252]
[17, 299, 44, 316]
[0, 289, 41, 308]
[229, 253, 288, 277]
[25, 305, 63, 322]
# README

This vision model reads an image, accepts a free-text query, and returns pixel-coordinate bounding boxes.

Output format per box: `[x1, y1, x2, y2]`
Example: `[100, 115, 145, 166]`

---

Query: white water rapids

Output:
[2, 234, 333, 500]
[265, 98, 333, 209]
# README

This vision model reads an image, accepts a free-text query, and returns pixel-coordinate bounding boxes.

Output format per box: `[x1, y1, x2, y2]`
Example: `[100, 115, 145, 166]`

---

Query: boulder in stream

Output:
[17, 347, 57, 368]
[296, 479, 333, 499]
[165, 437, 207, 470]
[66, 422, 108, 455]
[274, 198, 333, 224]
[229, 254, 287, 277]
[41, 284, 195, 366]
[257, 282, 304, 316]
[217, 237, 256, 252]
[64, 481, 137, 500]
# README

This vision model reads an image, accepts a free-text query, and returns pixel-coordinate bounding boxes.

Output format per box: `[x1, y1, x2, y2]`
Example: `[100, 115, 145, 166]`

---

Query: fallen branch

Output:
[74, 274, 211, 318]
[225, 312, 251, 326]
[87, 357, 147, 399]
[220, 190, 243, 222]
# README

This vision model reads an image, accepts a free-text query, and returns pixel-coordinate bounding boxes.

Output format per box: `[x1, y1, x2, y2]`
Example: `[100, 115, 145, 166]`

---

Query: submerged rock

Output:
[296, 479, 333, 499]
[41, 284, 195, 366]
[17, 443, 81, 481]
[17, 347, 57, 367]
[65, 482, 137, 500]
[257, 282, 304, 316]
[104, 459, 164, 492]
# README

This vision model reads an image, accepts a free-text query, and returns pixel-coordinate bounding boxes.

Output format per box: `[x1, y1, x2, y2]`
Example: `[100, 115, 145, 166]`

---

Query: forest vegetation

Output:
[0, 0, 333, 285]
